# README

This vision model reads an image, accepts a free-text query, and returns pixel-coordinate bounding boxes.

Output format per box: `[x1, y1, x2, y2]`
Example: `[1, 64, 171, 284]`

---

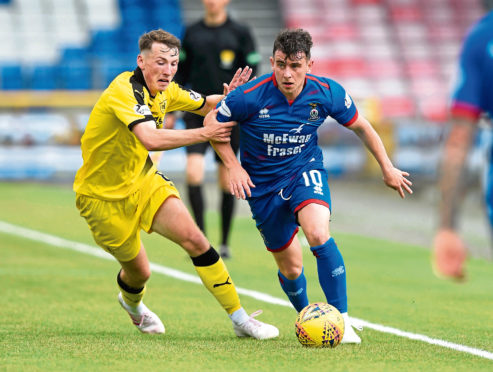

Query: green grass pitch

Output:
[1, 181, 492, 371]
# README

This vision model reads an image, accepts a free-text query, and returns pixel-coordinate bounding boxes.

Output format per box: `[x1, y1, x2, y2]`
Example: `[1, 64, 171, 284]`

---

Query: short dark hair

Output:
[139, 29, 181, 53]
[273, 29, 313, 60]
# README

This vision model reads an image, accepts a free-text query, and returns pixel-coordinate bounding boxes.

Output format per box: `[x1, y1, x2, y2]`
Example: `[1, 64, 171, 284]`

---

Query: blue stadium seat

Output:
[61, 47, 90, 63]
[118, 0, 142, 8]
[94, 56, 135, 89]
[30, 65, 59, 90]
[0, 65, 24, 90]
[58, 62, 92, 90]
[0, 0, 183, 90]
[90, 30, 123, 57]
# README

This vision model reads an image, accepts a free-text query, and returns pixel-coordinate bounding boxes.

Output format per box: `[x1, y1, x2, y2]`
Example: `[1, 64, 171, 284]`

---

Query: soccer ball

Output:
[295, 302, 345, 348]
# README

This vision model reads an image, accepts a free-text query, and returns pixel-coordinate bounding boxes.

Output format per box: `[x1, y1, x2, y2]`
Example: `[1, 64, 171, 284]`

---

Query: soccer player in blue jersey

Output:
[205, 29, 413, 344]
[433, 0, 493, 280]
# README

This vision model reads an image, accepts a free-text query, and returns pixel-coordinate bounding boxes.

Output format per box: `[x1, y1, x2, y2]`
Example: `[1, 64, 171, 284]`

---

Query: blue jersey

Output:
[216, 72, 358, 197]
[451, 10, 493, 120]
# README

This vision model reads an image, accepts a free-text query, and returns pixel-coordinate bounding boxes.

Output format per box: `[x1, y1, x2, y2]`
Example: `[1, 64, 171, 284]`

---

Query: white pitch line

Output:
[1, 220, 492, 361]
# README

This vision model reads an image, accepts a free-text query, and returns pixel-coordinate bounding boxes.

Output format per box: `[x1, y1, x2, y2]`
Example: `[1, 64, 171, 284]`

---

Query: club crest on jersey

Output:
[160, 100, 167, 113]
[189, 90, 202, 101]
[259, 107, 270, 119]
[344, 92, 352, 109]
[134, 104, 152, 116]
[308, 103, 319, 121]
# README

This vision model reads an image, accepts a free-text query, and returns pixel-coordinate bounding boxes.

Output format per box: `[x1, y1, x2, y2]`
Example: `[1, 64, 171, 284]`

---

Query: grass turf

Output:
[1, 181, 492, 371]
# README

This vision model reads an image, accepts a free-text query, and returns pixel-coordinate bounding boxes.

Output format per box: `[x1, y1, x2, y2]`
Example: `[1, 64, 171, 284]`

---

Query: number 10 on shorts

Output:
[302, 170, 324, 196]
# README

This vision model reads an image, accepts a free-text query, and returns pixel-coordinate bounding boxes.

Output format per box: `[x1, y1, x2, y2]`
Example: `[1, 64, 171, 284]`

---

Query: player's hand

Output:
[382, 167, 413, 198]
[432, 228, 467, 281]
[203, 109, 235, 142]
[228, 165, 255, 200]
[223, 66, 253, 95]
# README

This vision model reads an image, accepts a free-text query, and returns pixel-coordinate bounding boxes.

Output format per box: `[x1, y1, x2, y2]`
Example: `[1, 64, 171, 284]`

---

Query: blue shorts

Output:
[248, 168, 331, 252]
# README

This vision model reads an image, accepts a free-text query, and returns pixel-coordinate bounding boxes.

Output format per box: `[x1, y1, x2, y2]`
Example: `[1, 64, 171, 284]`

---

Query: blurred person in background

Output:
[172, 0, 260, 259]
[206, 29, 413, 343]
[433, 0, 493, 280]
[73, 29, 278, 340]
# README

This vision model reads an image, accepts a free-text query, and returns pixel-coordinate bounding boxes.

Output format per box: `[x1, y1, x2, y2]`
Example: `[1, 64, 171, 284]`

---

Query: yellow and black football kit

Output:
[74, 67, 205, 200]
[74, 67, 243, 316]
[74, 67, 205, 261]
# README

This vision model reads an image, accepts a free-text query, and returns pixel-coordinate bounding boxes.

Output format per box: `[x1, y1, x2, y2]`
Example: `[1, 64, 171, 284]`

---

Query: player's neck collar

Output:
[202, 15, 229, 28]
[133, 67, 153, 96]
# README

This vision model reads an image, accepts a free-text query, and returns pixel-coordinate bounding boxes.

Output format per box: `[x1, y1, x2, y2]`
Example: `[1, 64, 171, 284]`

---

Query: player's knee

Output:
[137, 268, 151, 283]
[180, 228, 209, 255]
[279, 263, 303, 280]
[186, 171, 203, 185]
[304, 228, 330, 247]
[122, 268, 151, 288]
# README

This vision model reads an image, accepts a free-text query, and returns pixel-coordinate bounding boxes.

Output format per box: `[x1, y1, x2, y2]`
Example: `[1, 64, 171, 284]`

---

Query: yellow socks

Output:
[192, 247, 242, 315]
[117, 270, 146, 309]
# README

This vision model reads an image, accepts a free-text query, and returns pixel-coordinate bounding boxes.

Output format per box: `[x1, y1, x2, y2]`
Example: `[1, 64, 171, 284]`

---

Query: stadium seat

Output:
[0, 65, 25, 90]
[380, 96, 416, 118]
[0, 0, 183, 90]
[405, 59, 440, 78]
[367, 59, 403, 78]
[58, 62, 92, 90]
[94, 56, 135, 89]
[280, 0, 484, 120]
[90, 30, 123, 57]
[29, 65, 60, 90]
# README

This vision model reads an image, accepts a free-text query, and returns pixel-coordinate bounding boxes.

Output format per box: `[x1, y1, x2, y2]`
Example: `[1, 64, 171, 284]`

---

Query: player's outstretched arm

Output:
[132, 118, 234, 151]
[223, 66, 253, 95]
[437, 116, 476, 230]
[191, 68, 253, 117]
[432, 116, 476, 280]
[205, 109, 255, 199]
[349, 115, 413, 198]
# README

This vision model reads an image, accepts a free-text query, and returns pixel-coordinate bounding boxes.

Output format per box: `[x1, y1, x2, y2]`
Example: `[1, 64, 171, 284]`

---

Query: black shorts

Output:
[184, 112, 240, 162]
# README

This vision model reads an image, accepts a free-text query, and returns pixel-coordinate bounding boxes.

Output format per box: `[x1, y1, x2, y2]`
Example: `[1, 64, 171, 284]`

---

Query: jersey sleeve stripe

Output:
[130, 76, 146, 104]
[306, 75, 330, 89]
[342, 110, 359, 126]
[128, 117, 154, 131]
[194, 96, 206, 110]
[244, 75, 273, 94]
[450, 101, 482, 121]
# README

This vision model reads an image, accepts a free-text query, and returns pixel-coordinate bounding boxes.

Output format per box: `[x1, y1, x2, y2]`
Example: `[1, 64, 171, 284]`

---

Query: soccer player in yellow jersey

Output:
[73, 29, 278, 339]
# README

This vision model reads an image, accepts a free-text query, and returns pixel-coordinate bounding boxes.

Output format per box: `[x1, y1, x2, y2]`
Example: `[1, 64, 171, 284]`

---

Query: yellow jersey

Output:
[73, 67, 205, 200]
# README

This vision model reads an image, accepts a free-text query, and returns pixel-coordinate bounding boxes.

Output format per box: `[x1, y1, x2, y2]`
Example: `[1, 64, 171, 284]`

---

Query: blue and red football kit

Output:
[451, 10, 493, 228]
[217, 72, 357, 251]
[451, 11, 493, 120]
[216, 72, 358, 313]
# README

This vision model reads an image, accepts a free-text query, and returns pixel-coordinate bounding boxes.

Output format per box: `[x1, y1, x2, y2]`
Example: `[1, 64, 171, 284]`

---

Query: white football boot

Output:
[233, 310, 279, 340]
[341, 313, 362, 344]
[118, 293, 165, 334]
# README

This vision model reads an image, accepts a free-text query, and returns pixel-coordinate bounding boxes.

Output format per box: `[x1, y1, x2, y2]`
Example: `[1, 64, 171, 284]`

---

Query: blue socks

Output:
[310, 237, 348, 313]
[278, 268, 309, 312]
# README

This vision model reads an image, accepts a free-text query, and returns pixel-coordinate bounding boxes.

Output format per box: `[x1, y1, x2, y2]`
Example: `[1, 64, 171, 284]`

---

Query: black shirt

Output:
[175, 17, 259, 95]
